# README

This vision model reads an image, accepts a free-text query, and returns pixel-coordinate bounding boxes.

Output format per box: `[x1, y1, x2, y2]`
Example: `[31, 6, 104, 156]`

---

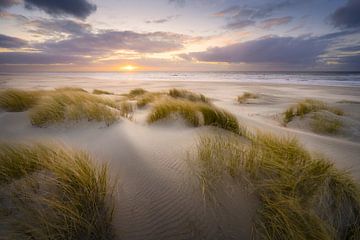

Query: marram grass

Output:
[128, 88, 147, 97]
[192, 133, 360, 240]
[56, 87, 88, 92]
[0, 143, 115, 240]
[0, 89, 41, 112]
[283, 99, 344, 124]
[147, 99, 241, 134]
[119, 101, 134, 120]
[168, 88, 208, 103]
[310, 112, 343, 134]
[93, 89, 113, 95]
[136, 92, 164, 107]
[237, 92, 258, 104]
[30, 90, 119, 127]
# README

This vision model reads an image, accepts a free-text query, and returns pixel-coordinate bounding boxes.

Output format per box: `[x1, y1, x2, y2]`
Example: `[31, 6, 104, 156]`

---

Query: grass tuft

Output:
[30, 91, 119, 127]
[168, 88, 208, 103]
[192, 133, 360, 239]
[0, 89, 41, 112]
[93, 89, 113, 95]
[310, 113, 342, 134]
[283, 99, 344, 124]
[0, 143, 115, 239]
[119, 101, 134, 120]
[147, 99, 241, 134]
[129, 88, 147, 96]
[136, 92, 163, 108]
[56, 87, 87, 92]
[237, 92, 258, 104]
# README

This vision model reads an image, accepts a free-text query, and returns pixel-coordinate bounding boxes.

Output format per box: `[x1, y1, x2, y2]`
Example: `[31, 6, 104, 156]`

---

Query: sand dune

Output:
[1, 81, 359, 239]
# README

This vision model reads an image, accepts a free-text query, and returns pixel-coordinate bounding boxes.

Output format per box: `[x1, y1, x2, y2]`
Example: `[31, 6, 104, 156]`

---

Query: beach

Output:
[1, 74, 360, 239]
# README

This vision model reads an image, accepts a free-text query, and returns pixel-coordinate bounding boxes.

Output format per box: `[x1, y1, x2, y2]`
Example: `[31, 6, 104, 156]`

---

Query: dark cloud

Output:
[225, 19, 255, 29]
[0, 30, 191, 65]
[214, 0, 312, 30]
[260, 16, 292, 29]
[0, 33, 27, 48]
[0, 52, 81, 64]
[337, 45, 360, 52]
[336, 54, 360, 66]
[187, 36, 327, 64]
[38, 31, 188, 55]
[214, 0, 307, 20]
[28, 19, 91, 36]
[330, 0, 360, 29]
[24, 0, 96, 19]
[0, 0, 20, 9]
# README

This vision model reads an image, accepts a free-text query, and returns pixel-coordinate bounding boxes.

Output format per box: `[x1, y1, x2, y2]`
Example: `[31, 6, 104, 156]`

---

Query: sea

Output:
[1, 71, 360, 88]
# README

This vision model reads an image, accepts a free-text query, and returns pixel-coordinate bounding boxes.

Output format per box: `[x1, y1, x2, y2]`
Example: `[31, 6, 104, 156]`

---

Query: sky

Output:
[0, 0, 359, 72]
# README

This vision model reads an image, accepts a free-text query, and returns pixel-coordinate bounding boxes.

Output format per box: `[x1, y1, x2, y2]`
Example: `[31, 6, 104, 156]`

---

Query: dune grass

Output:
[30, 90, 120, 127]
[56, 87, 87, 92]
[119, 101, 134, 120]
[283, 99, 344, 124]
[237, 92, 258, 104]
[0, 143, 115, 239]
[93, 89, 113, 95]
[168, 88, 208, 103]
[0, 89, 42, 112]
[136, 92, 164, 108]
[128, 88, 147, 97]
[193, 133, 360, 240]
[310, 113, 343, 134]
[147, 99, 241, 134]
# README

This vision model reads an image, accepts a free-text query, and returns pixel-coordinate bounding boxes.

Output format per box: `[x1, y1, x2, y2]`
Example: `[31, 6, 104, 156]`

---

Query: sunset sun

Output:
[120, 65, 138, 72]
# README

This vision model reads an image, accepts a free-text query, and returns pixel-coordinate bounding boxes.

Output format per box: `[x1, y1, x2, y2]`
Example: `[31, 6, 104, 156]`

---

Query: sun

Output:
[120, 64, 138, 72]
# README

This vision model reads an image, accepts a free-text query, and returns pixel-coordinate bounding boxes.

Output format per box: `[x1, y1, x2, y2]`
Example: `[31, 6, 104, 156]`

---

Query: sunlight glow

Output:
[120, 64, 138, 71]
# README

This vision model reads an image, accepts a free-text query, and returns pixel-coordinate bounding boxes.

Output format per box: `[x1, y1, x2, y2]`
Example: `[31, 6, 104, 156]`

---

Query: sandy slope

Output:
[0, 81, 359, 239]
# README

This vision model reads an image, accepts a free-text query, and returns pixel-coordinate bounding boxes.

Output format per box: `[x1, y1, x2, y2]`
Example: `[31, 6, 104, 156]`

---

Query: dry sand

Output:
[0, 80, 359, 239]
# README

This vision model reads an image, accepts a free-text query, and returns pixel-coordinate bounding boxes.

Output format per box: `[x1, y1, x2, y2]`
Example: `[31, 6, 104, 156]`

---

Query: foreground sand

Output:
[1, 81, 359, 239]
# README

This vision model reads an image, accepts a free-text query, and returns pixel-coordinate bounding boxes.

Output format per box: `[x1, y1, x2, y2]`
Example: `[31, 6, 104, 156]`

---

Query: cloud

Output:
[145, 15, 179, 24]
[38, 31, 188, 55]
[24, 0, 96, 19]
[0, 30, 192, 65]
[337, 45, 360, 52]
[226, 19, 255, 29]
[28, 19, 91, 36]
[0, 52, 81, 64]
[187, 36, 327, 64]
[0, 33, 27, 48]
[330, 0, 360, 29]
[214, 0, 312, 30]
[0, 0, 20, 9]
[260, 16, 292, 29]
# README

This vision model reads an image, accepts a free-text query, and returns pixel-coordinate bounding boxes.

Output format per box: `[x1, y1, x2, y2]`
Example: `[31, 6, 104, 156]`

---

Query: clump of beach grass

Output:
[56, 87, 87, 92]
[93, 89, 113, 95]
[0, 143, 115, 239]
[283, 99, 344, 124]
[237, 92, 258, 104]
[192, 133, 360, 239]
[0, 89, 42, 112]
[136, 92, 164, 108]
[168, 88, 208, 103]
[128, 88, 147, 97]
[310, 113, 343, 134]
[147, 99, 241, 134]
[30, 91, 119, 127]
[119, 101, 134, 120]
